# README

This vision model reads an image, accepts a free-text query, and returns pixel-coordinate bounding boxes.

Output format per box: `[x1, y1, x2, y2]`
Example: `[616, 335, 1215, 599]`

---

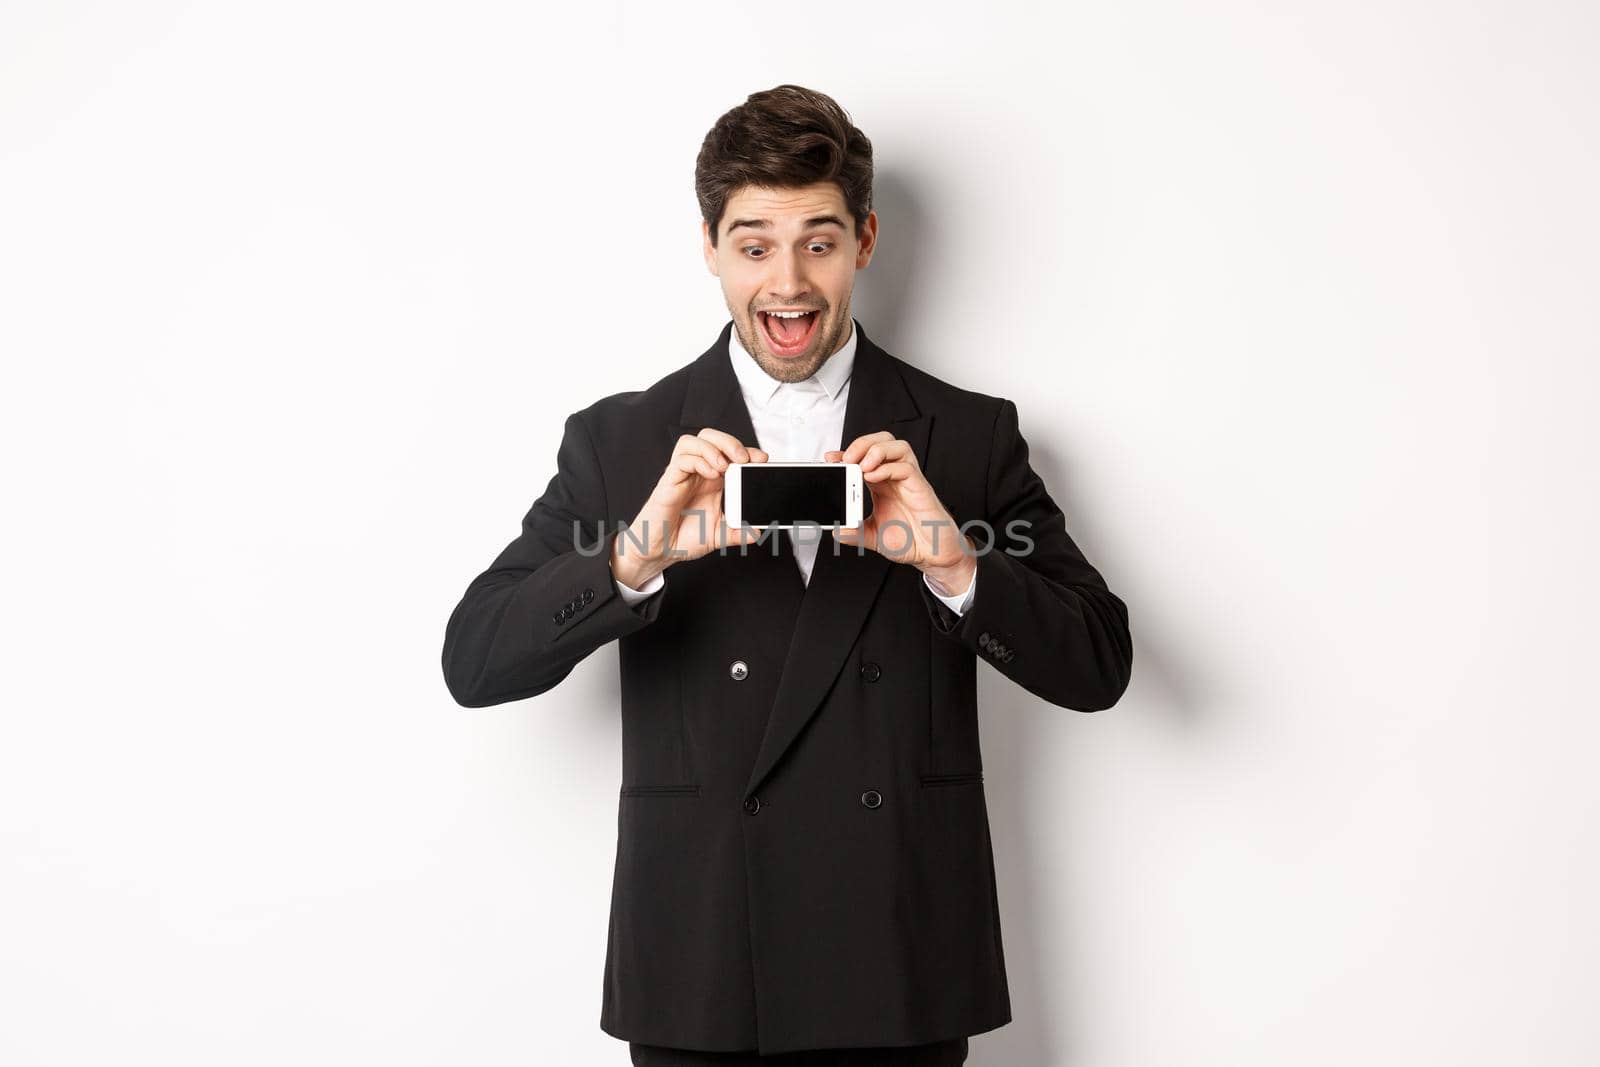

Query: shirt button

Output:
[729, 660, 749, 681]
[860, 789, 883, 809]
[859, 662, 881, 683]
[744, 795, 761, 815]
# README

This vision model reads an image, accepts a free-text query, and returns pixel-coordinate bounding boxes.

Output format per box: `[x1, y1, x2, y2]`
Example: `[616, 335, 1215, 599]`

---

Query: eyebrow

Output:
[724, 214, 848, 236]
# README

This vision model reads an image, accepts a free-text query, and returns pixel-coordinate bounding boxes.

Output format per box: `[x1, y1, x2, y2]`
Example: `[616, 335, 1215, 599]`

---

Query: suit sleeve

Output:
[442, 411, 664, 708]
[918, 398, 1133, 711]
[923, 566, 976, 615]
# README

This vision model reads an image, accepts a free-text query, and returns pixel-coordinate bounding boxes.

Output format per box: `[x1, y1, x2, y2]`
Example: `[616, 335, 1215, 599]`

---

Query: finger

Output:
[836, 519, 876, 550]
[676, 437, 732, 474]
[840, 431, 895, 464]
[722, 522, 759, 545]
[670, 452, 718, 483]
[686, 449, 722, 479]
[695, 427, 752, 464]
[823, 450, 843, 462]
[748, 447, 770, 463]
[841, 432, 894, 464]
[862, 461, 916, 482]
[662, 454, 693, 485]
[864, 440, 916, 472]
[882, 440, 913, 463]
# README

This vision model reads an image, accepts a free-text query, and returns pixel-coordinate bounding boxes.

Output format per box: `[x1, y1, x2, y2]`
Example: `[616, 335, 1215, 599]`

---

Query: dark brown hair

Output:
[695, 84, 874, 247]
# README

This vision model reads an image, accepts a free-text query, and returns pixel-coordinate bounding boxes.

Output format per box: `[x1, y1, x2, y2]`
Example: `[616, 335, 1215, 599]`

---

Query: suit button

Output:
[860, 789, 883, 809]
[729, 660, 749, 681]
[552, 612, 565, 625]
[744, 795, 761, 815]
[582, 587, 594, 602]
[978, 631, 991, 646]
[561, 604, 574, 619]
[1001, 650, 1015, 663]
[859, 662, 881, 683]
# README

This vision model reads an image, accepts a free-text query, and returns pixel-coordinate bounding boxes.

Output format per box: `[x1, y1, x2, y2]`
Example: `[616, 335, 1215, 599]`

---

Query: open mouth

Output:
[758, 308, 822, 358]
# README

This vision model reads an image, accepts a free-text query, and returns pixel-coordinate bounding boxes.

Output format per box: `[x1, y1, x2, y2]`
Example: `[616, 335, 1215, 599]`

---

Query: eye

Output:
[742, 246, 768, 259]
[808, 241, 834, 254]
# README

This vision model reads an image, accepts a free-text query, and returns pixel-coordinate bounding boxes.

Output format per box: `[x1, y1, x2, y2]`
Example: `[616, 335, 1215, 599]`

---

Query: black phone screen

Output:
[739, 465, 847, 526]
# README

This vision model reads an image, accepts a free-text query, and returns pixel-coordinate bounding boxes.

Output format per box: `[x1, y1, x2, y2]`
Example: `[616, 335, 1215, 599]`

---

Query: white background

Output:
[3, 1, 1597, 1064]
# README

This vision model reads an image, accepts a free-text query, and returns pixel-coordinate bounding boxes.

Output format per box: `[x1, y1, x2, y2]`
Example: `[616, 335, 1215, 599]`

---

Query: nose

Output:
[767, 247, 811, 304]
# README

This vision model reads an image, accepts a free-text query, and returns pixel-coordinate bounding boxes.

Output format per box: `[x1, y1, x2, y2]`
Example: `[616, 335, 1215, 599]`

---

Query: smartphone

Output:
[724, 461, 864, 531]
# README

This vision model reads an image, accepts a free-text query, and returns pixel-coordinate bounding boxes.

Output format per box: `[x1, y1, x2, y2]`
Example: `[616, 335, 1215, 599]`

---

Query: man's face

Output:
[702, 181, 878, 384]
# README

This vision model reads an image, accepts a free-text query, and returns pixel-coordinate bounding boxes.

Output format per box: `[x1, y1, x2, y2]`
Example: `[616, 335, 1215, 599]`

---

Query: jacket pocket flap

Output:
[920, 772, 984, 788]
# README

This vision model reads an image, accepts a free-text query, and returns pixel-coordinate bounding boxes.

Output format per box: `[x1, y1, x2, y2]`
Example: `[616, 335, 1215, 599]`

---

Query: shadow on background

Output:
[859, 167, 1202, 1067]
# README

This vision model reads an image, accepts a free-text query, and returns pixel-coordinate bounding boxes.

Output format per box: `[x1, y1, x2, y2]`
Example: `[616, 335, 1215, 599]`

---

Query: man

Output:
[442, 85, 1133, 1065]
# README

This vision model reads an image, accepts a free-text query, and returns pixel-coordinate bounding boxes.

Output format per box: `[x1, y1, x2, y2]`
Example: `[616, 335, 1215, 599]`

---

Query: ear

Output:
[702, 219, 720, 277]
[854, 210, 879, 270]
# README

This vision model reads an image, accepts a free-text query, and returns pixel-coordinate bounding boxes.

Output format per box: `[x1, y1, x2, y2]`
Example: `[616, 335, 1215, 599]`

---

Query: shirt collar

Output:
[728, 316, 858, 406]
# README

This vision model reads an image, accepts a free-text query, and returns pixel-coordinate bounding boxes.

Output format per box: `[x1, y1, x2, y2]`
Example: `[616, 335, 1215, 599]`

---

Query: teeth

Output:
[766, 310, 815, 318]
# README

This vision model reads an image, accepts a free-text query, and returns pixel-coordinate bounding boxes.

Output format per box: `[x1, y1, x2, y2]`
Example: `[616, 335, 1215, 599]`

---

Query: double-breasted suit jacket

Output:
[441, 320, 1133, 1055]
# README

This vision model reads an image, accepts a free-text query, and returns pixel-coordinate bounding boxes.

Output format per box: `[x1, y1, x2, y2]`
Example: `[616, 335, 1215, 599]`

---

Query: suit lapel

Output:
[675, 321, 761, 457]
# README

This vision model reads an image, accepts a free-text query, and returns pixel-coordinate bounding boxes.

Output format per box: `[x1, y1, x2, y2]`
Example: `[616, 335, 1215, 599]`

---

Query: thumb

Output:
[727, 522, 760, 545]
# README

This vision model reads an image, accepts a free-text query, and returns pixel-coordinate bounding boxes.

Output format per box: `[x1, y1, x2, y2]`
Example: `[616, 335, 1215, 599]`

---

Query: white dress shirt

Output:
[613, 317, 976, 614]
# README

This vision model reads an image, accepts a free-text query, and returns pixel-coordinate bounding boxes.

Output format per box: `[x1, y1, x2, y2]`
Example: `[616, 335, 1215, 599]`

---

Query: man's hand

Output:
[826, 432, 977, 594]
[611, 428, 768, 588]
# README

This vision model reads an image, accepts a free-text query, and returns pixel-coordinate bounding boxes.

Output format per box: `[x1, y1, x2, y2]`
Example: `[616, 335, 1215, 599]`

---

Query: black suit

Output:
[442, 321, 1133, 1057]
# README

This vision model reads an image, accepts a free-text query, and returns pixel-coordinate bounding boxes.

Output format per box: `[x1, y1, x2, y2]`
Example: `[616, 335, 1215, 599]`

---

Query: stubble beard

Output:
[731, 301, 853, 385]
